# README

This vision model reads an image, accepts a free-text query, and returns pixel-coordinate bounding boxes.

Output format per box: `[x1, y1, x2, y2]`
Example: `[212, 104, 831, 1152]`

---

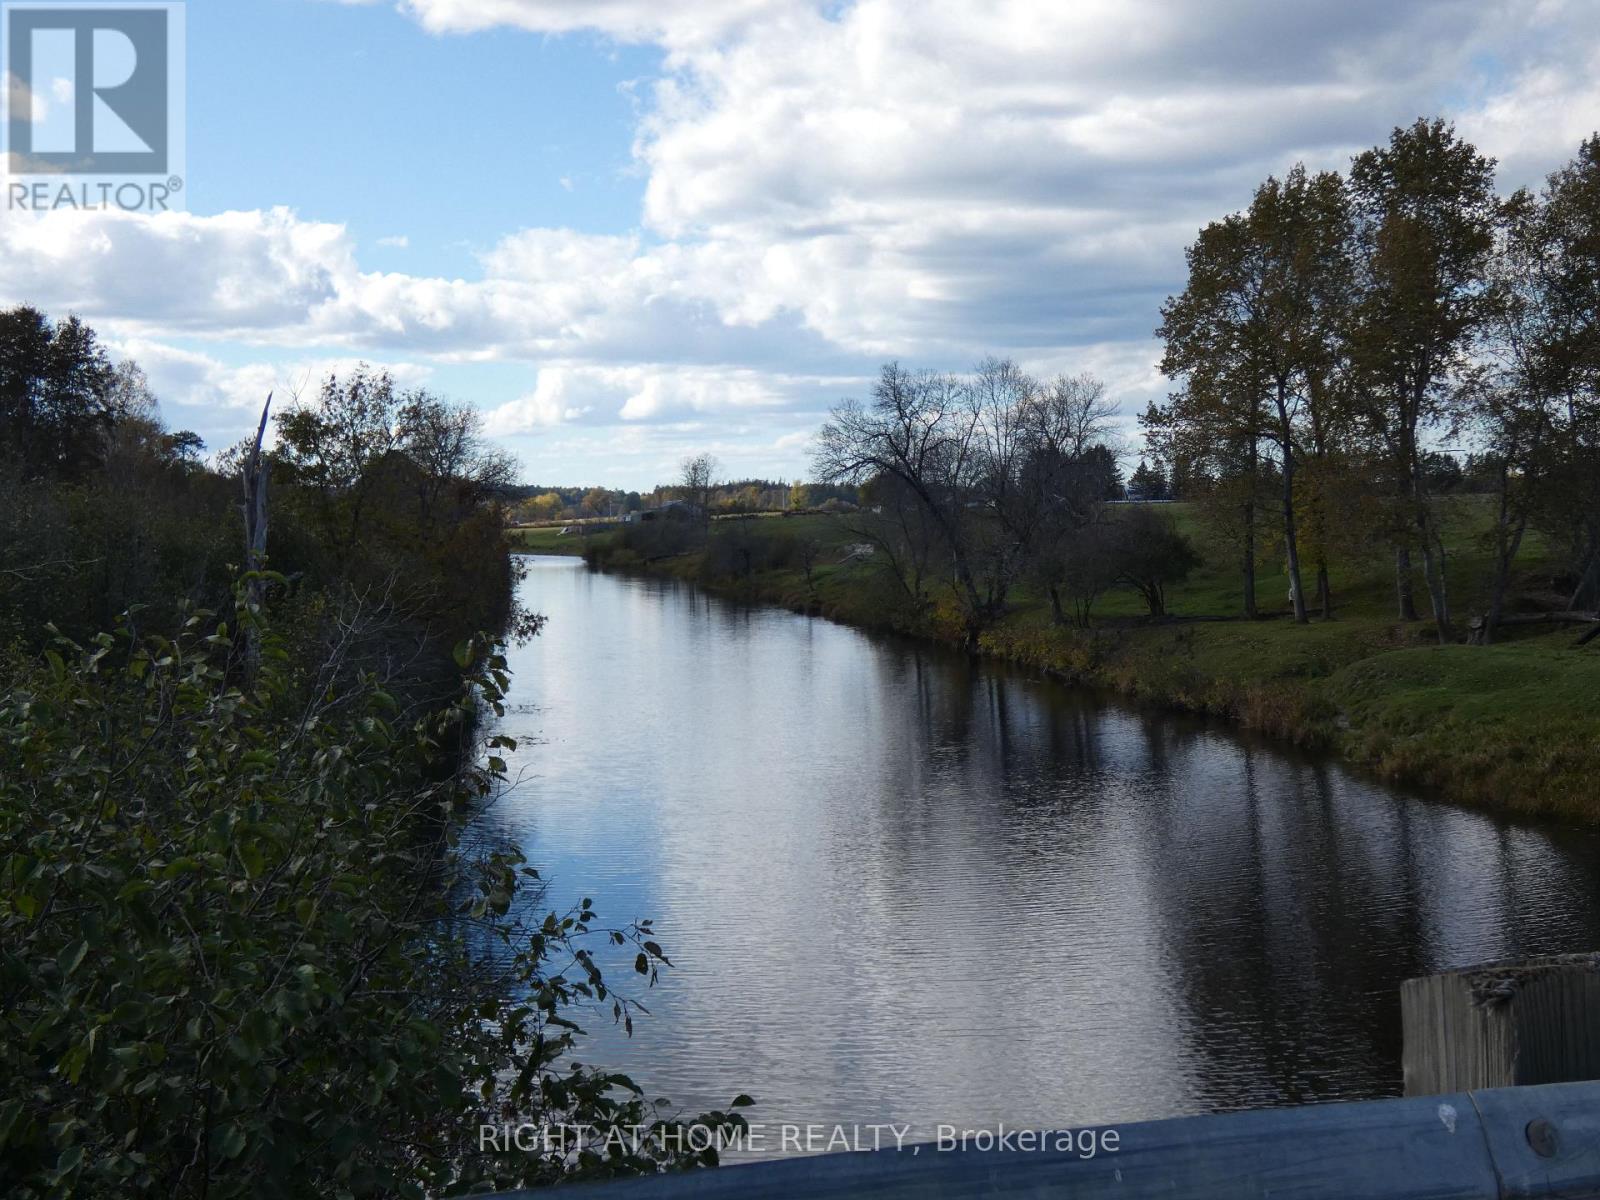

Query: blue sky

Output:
[189, 3, 655, 273]
[3, 0, 1599, 488]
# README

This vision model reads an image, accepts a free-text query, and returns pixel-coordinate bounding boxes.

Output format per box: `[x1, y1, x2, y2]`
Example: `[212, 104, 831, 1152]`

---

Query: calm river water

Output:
[468, 554, 1600, 1142]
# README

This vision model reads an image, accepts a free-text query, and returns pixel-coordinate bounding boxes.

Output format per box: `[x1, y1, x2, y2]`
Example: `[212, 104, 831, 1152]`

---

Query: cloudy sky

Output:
[3, 0, 1598, 488]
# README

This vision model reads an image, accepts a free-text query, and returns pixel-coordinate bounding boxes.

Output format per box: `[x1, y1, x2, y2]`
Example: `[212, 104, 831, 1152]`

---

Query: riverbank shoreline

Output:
[520, 531, 1600, 823]
[493, 547, 1600, 1165]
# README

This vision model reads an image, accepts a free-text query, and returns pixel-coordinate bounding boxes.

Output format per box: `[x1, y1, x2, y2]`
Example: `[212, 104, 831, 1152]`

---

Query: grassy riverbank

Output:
[514, 505, 1600, 821]
[509, 524, 589, 555]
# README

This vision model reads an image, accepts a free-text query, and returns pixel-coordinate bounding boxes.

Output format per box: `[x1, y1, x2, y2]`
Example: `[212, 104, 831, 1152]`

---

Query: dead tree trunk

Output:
[1242, 436, 1259, 620]
[241, 394, 272, 675]
[1569, 543, 1600, 613]
[1396, 546, 1419, 622]
[1273, 383, 1309, 625]
[1415, 502, 1451, 643]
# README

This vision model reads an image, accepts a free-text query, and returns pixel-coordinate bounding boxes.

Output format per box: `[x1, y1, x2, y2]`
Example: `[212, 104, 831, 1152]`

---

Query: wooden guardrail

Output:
[478, 1079, 1600, 1199]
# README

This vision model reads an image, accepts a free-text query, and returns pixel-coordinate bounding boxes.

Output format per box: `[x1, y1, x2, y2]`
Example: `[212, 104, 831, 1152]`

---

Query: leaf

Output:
[58, 1042, 88, 1084]
[238, 840, 265, 878]
[58, 940, 89, 977]
[0, 1099, 23, 1141]
[213, 1123, 247, 1160]
[49, 1143, 84, 1183]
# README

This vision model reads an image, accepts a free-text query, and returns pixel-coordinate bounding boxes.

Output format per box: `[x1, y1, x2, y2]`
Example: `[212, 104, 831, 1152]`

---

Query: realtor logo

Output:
[4, 2, 185, 210]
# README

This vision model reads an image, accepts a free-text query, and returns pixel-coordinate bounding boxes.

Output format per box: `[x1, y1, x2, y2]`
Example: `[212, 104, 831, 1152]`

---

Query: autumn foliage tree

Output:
[1346, 119, 1499, 641]
[1159, 164, 1352, 625]
[1153, 118, 1600, 641]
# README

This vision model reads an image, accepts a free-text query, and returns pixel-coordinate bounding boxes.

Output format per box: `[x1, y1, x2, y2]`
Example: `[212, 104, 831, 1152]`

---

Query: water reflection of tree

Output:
[1137, 740, 1600, 1111]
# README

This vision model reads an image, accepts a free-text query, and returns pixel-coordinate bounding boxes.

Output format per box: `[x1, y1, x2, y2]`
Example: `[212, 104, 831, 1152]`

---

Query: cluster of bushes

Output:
[697, 522, 814, 582]
[581, 514, 702, 568]
[0, 309, 236, 644]
[581, 511, 823, 591]
[0, 609, 745, 1197]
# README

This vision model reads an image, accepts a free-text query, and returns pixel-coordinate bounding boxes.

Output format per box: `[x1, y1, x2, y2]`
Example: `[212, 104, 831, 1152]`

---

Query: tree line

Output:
[0, 308, 518, 664]
[1148, 118, 1600, 643]
[510, 475, 862, 525]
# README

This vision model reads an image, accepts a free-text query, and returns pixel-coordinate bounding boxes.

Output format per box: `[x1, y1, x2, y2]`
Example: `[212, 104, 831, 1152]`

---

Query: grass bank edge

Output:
[538, 518, 1600, 824]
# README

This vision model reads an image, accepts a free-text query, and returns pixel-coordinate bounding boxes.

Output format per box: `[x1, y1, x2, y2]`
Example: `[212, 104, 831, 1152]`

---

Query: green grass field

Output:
[515, 501, 1600, 819]
[507, 524, 590, 555]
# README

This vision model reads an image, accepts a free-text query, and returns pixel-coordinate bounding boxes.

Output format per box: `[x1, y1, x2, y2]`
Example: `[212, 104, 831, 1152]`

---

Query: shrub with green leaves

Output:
[0, 592, 748, 1198]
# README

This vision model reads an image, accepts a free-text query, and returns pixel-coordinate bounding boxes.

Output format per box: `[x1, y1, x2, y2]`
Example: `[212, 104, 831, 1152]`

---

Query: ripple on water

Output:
[467, 556, 1600, 1145]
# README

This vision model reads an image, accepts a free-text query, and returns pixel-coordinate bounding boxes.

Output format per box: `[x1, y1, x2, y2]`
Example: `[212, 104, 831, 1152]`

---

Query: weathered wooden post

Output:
[1401, 952, 1600, 1096]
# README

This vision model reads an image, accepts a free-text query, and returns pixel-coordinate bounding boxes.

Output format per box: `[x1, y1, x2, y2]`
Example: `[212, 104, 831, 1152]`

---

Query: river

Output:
[467, 554, 1600, 1144]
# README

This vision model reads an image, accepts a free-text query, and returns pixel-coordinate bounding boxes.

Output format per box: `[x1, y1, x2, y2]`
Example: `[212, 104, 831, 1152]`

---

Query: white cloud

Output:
[377, 234, 410, 248]
[483, 362, 851, 433]
[6, 0, 1600, 484]
[1458, 42, 1600, 189]
[622, 0, 1563, 361]
[395, 0, 804, 50]
[103, 338, 430, 413]
[0, 207, 353, 337]
[483, 367, 594, 432]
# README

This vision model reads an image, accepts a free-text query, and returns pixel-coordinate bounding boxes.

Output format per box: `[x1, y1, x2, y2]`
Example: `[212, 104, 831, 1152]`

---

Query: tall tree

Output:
[1018, 374, 1121, 624]
[1346, 119, 1499, 641]
[821, 361, 1122, 640]
[814, 364, 992, 643]
[1530, 136, 1600, 612]
[967, 356, 1041, 614]
[850, 470, 942, 614]
[1295, 361, 1367, 618]
[0, 306, 119, 480]
[1458, 181, 1570, 642]
[1127, 460, 1169, 501]
[275, 366, 405, 553]
[678, 452, 719, 523]
[398, 393, 517, 528]
[1159, 165, 1351, 623]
